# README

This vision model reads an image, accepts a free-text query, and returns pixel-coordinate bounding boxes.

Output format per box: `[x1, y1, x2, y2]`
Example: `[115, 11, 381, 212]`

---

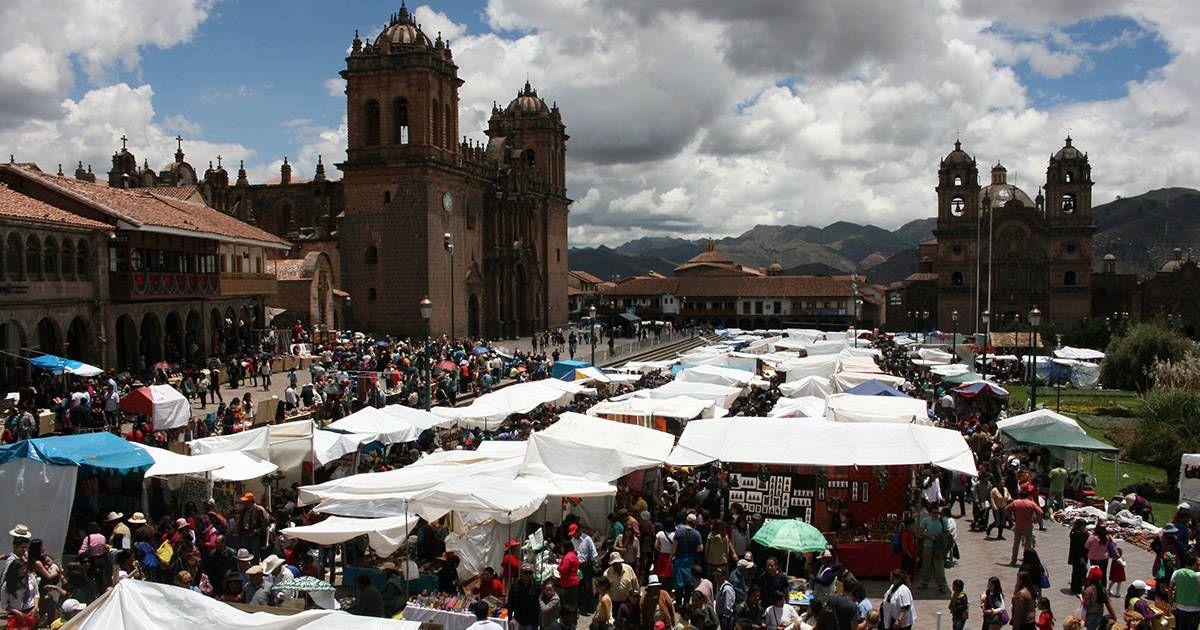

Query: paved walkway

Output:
[858, 513, 1154, 627]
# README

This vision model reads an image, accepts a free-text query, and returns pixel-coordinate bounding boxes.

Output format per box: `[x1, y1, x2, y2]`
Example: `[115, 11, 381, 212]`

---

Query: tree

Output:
[1128, 388, 1200, 486]
[1100, 322, 1192, 392]
[1062, 317, 1110, 351]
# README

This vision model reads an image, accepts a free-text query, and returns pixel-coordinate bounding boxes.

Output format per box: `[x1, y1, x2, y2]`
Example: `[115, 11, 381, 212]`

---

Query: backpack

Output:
[891, 531, 903, 555]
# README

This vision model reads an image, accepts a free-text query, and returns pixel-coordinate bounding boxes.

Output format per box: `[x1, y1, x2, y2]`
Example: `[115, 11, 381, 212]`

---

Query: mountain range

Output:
[568, 187, 1200, 286]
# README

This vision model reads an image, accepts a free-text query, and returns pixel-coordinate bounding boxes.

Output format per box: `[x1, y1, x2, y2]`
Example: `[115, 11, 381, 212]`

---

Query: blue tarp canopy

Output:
[552, 360, 592, 381]
[0, 433, 152, 474]
[28, 354, 104, 376]
[844, 379, 912, 398]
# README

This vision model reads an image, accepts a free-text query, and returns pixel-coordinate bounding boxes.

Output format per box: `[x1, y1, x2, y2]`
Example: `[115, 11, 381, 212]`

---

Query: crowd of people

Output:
[5, 326, 1187, 630]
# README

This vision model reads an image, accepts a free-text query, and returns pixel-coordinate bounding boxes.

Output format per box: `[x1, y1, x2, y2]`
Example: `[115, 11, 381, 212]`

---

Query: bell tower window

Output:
[445, 102, 454, 148]
[432, 98, 441, 147]
[953, 176, 962, 186]
[363, 100, 381, 146]
[1064, 172, 1072, 183]
[393, 98, 409, 144]
[949, 197, 965, 216]
[952, 271, 964, 286]
[1061, 194, 1075, 213]
[1064, 270, 1077, 286]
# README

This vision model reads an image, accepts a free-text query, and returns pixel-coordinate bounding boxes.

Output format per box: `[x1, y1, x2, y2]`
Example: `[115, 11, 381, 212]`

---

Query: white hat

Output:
[647, 574, 661, 587]
[1180, 502, 1192, 510]
[8, 524, 31, 539]
[104, 511, 124, 522]
[61, 599, 85, 613]
[1132, 580, 1148, 590]
[261, 554, 285, 575]
[127, 512, 147, 525]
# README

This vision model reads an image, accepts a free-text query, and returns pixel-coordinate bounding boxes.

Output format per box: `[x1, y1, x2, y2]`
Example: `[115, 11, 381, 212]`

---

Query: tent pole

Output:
[403, 499, 410, 601]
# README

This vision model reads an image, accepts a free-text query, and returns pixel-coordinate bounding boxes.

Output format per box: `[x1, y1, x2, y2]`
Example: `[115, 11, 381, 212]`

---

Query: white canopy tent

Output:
[281, 514, 419, 556]
[767, 396, 827, 418]
[836, 354, 883, 374]
[407, 475, 616, 523]
[640, 380, 741, 408]
[675, 364, 756, 388]
[298, 456, 523, 505]
[326, 407, 419, 445]
[587, 396, 722, 422]
[801, 340, 847, 356]
[380, 404, 457, 431]
[930, 364, 971, 377]
[824, 393, 930, 424]
[781, 355, 840, 381]
[914, 348, 954, 364]
[520, 412, 676, 482]
[63, 579, 419, 630]
[666, 417, 978, 476]
[621, 359, 677, 374]
[189, 420, 314, 484]
[778, 375, 833, 399]
[996, 409, 1082, 432]
[431, 381, 582, 429]
[313, 430, 373, 467]
[830, 371, 906, 393]
[1054, 346, 1105, 361]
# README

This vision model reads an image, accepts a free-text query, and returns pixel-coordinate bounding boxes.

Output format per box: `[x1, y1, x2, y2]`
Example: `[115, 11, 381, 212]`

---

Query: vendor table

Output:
[402, 604, 507, 630]
[834, 542, 900, 579]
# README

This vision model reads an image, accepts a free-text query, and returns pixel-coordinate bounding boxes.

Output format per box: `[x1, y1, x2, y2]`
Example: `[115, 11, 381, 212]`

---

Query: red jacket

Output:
[558, 550, 580, 587]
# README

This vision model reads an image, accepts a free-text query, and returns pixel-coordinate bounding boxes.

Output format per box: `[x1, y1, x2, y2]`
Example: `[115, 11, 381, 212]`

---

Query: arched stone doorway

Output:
[66, 317, 90, 362]
[186, 310, 203, 364]
[140, 312, 163, 365]
[0, 320, 27, 390]
[468, 294, 480, 338]
[115, 314, 137, 371]
[164, 311, 183, 364]
[210, 308, 223, 356]
[515, 264, 529, 337]
[36, 317, 61, 355]
[224, 307, 239, 353]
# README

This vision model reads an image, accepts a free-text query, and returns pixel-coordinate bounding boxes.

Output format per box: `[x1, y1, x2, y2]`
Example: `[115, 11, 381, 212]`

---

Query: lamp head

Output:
[419, 296, 433, 320]
[1029, 306, 1042, 327]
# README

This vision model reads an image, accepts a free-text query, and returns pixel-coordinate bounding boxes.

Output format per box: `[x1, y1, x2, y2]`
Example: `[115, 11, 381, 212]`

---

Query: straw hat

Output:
[104, 511, 124, 522]
[234, 548, 255, 562]
[127, 512, 147, 525]
[8, 524, 31, 539]
[379, 562, 397, 573]
[608, 552, 624, 564]
[262, 554, 285, 575]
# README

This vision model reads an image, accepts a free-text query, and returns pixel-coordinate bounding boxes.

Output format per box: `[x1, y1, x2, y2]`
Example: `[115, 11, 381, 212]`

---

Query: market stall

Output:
[118, 384, 191, 430]
[778, 375, 833, 399]
[767, 396, 826, 418]
[586, 395, 722, 432]
[668, 417, 976, 578]
[824, 394, 930, 424]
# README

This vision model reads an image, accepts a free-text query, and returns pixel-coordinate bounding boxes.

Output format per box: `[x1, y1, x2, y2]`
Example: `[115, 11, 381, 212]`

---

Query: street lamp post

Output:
[951, 309, 959, 359]
[588, 304, 597, 365]
[444, 233, 455, 337]
[1029, 305, 1042, 411]
[980, 309, 991, 378]
[420, 296, 432, 411]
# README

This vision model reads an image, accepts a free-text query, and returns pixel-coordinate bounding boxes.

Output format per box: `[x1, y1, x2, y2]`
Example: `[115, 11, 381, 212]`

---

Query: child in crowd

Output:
[948, 579, 969, 630]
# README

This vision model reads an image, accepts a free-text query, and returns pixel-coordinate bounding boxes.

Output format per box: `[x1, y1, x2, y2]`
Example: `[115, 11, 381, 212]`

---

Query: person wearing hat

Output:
[48, 598, 85, 629]
[603, 551, 640, 608]
[506, 563, 540, 630]
[237, 493, 271, 559]
[0, 525, 32, 594]
[104, 512, 130, 550]
[728, 554, 753, 605]
[1081, 565, 1116, 629]
[641, 574, 676, 630]
[568, 522, 598, 614]
[378, 562, 407, 617]
[243, 565, 270, 606]
[501, 539, 522, 582]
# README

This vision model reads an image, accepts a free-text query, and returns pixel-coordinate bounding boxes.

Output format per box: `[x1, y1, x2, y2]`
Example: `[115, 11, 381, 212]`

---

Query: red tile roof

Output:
[569, 270, 604, 285]
[0, 183, 109, 230]
[144, 185, 200, 201]
[10, 166, 289, 247]
[602, 274, 857, 298]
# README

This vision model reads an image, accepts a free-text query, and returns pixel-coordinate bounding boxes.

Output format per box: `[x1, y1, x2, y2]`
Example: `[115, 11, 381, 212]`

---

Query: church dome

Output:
[380, 5, 431, 47]
[980, 183, 1035, 209]
[1054, 135, 1084, 161]
[941, 139, 973, 167]
[1161, 248, 1187, 272]
[506, 81, 550, 115]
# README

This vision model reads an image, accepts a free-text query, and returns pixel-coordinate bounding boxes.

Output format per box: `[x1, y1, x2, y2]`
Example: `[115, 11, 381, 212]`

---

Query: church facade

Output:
[886, 137, 1095, 332]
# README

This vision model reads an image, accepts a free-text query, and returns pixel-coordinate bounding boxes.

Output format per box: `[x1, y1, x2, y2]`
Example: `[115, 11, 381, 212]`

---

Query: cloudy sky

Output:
[0, 0, 1194, 247]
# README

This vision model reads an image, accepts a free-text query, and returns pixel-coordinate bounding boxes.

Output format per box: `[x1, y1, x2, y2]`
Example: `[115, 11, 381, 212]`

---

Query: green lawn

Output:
[1004, 384, 1142, 417]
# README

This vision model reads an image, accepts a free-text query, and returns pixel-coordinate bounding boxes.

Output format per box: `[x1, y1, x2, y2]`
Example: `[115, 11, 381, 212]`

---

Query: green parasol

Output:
[751, 518, 829, 553]
[270, 575, 335, 592]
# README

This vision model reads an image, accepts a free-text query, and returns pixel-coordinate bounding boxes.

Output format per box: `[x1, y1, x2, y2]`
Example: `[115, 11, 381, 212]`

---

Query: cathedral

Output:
[886, 137, 1095, 332]
[96, 3, 570, 339]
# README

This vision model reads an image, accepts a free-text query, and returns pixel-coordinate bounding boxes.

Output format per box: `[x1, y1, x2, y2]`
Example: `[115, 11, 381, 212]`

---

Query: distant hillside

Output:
[1093, 187, 1200, 276]
[569, 219, 936, 281]
[566, 188, 1200, 284]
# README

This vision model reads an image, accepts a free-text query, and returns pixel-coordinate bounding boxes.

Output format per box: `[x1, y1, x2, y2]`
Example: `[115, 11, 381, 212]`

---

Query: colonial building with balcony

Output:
[0, 161, 289, 377]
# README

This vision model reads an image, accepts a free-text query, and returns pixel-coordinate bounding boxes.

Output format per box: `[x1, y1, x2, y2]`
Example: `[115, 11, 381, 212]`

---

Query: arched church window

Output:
[953, 176, 962, 186]
[523, 149, 535, 168]
[952, 271, 963, 286]
[393, 98, 409, 144]
[1064, 270, 1077, 286]
[365, 246, 378, 265]
[445, 102, 454, 148]
[1064, 172, 1072, 183]
[949, 197, 965, 216]
[1061, 194, 1075, 213]
[364, 100, 381, 146]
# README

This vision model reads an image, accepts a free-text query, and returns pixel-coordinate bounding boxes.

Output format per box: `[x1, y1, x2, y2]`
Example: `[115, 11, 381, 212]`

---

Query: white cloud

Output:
[324, 77, 346, 98]
[0, 83, 253, 179]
